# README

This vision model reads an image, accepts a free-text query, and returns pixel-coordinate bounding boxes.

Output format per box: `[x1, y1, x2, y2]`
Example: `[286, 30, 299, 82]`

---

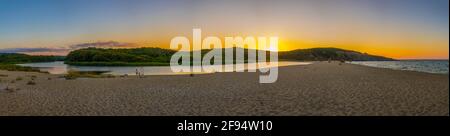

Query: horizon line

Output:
[2, 46, 448, 60]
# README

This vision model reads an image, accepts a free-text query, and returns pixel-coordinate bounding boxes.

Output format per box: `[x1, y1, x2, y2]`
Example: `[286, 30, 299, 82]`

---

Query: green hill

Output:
[279, 47, 394, 61]
[63, 47, 394, 66]
[64, 47, 176, 66]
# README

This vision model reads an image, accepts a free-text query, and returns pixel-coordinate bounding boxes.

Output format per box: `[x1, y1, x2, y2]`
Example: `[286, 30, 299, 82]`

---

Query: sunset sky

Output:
[0, 0, 448, 59]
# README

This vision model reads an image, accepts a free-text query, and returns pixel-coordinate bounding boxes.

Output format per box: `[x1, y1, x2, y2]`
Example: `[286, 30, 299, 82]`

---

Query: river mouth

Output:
[18, 61, 312, 75]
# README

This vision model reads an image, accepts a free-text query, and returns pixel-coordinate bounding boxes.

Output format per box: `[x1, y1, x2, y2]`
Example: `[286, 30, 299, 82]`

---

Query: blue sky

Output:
[0, 0, 448, 58]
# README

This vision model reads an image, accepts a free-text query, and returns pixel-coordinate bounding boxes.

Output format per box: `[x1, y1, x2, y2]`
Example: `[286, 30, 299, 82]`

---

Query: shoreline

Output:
[12, 60, 449, 76]
[0, 61, 448, 116]
[347, 62, 449, 76]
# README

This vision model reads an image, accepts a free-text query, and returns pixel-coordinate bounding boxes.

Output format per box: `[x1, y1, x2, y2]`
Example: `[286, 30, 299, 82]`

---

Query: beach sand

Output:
[0, 62, 448, 116]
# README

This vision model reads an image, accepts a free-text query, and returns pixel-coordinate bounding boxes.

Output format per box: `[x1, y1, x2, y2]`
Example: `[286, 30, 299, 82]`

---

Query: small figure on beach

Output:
[139, 67, 145, 78]
[136, 69, 140, 78]
[135, 67, 145, 78]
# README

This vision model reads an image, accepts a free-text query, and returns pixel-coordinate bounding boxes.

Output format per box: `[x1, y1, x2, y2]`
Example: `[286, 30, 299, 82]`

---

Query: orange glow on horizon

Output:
[20, 40, 449, 60]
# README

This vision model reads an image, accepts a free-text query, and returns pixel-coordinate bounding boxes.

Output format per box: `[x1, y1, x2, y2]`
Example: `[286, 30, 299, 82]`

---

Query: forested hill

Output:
[64, 47, 176, 66]
[279, 48, 394, 61]
[63, 47, 393, 66]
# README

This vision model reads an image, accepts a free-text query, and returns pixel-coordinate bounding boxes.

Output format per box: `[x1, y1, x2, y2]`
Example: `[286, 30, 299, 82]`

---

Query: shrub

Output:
[0, 64, 41, 72]
[27, 81, 36, 85]
[16, 77, 23, 81]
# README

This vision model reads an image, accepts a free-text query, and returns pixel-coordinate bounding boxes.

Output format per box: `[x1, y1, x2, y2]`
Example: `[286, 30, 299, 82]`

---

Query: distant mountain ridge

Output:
[0, 53, 65, 64]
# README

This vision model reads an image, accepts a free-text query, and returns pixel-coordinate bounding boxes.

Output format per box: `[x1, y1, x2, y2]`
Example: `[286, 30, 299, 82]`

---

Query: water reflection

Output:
[18, 61, 311, 75]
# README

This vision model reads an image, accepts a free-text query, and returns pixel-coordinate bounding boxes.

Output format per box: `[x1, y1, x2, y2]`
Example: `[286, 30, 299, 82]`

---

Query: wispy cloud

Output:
[0, 41, 141, 55]
[69, 41, 139, 49]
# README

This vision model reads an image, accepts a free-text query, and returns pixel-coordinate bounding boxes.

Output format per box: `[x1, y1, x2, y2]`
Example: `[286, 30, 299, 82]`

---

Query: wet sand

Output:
[0, 62, 448, 116]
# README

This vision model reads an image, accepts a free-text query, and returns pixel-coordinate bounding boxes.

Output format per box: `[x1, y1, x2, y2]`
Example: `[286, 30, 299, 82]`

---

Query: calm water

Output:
[18, 61, 311, 75]
[349, 60, 449, 74]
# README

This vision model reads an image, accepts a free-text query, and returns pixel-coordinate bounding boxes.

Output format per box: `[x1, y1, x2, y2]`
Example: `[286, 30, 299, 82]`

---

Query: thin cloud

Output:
[0, 41, 141, 55]
[69, 41, 139, 49]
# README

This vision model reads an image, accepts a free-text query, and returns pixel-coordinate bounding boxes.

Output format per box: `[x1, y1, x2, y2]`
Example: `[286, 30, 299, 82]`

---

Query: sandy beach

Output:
[0, 62, 448, 116]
